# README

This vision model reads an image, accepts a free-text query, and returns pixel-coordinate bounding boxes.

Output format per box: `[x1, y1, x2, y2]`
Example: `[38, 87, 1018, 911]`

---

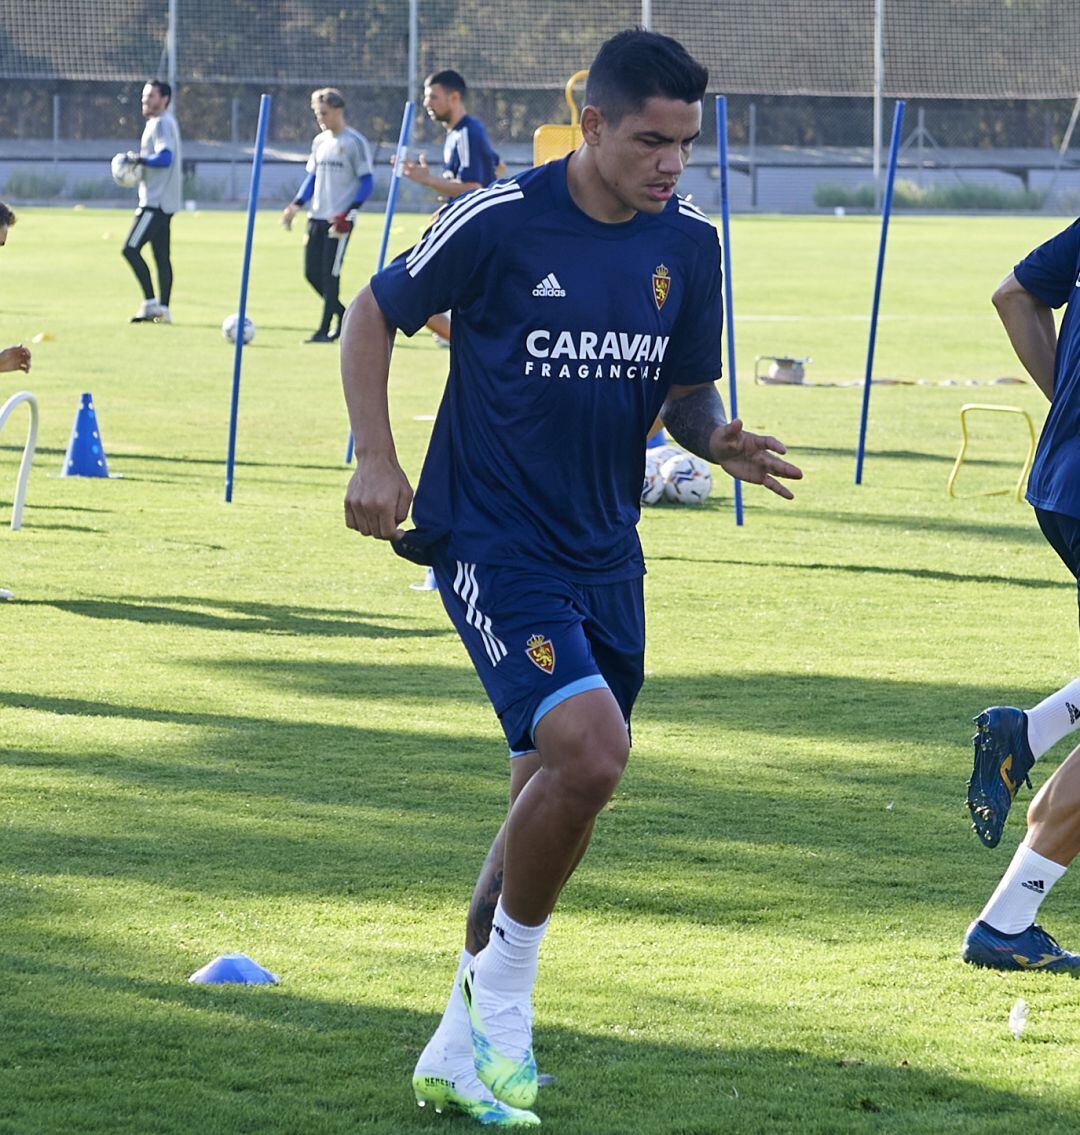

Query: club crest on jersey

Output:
[652, 264, 671, 310]
[525, 633, 555, 674]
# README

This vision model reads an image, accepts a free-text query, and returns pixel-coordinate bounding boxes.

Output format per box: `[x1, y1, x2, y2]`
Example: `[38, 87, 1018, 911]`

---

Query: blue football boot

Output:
[963, 920, 1080, 973]
[967, 707, 1035, 848]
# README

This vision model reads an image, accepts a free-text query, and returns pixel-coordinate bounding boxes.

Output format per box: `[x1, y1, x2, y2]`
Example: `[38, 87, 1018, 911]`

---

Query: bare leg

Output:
[465, 749, 597, 951]
[500, 688, 629, 925]
[1026, 741, 1080, 864]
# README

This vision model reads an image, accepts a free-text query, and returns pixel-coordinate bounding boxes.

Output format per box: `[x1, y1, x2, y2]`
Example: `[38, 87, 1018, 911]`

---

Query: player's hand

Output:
[330, 211, 353, 235]
[709, 419, 802, 499]
[125, 150, 141, 165]
[281, 202, 298, 230]
[0, 345, 31, 373]
[396, 153, 429, 185]
[344, 453, 413, 541]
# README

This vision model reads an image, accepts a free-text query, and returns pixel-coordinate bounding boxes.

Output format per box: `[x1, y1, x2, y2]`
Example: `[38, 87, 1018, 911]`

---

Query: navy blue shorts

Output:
[431, 549, 645, 756]
[1035, 507, 1080, 621]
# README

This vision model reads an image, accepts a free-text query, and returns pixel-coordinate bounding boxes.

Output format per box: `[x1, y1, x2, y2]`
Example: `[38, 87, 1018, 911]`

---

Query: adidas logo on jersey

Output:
[532, 273, 566, 297]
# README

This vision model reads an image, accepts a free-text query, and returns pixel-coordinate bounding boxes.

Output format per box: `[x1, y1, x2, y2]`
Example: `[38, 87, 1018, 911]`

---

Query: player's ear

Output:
[580, 105, 603, 146]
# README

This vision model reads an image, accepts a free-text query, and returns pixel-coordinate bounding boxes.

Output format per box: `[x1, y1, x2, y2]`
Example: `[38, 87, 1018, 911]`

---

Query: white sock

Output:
[415, 948, 473, 1071]
[472, 898, 548, 997]
[979, 843, 1067, 933]
[1025, 678, 1080, 758]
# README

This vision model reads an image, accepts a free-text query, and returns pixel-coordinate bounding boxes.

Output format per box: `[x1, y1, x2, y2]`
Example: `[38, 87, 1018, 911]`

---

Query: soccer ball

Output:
[221, 313, 255, 344]
[660, 452, 712, 504]
[641, 454, 665, 505]
[110, 152, 142, 189]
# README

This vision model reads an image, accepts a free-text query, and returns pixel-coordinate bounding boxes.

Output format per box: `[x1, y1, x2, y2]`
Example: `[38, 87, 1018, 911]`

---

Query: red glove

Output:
[330, 212, 353, 235]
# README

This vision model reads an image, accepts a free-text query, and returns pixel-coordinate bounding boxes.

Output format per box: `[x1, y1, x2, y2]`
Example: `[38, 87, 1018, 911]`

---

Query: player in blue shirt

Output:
[341, 29, 802, 1126]
[400, 70, 501, 201]
[964, 219, 1080, 974]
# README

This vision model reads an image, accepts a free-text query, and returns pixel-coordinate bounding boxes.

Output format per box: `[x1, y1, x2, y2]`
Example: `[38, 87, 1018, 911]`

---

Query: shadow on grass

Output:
[795, 445, 1033, 470]
[0, 948, 1075, 1135]
[0, 670, 1053, 913]
[789, 506, 1049, 546]
[649, 553, 1067, 590]
[22, 595, 453, 638]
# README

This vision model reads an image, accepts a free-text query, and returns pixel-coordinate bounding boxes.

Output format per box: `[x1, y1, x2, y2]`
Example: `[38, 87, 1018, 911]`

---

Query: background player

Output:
[0, 202, 30, 376]
[964, 218, 1080, 973]
[340, 29, 801, 1126]
[399, 70, 501, 201]
[123, 79, 181, 324]
[282, 89, 374, 344]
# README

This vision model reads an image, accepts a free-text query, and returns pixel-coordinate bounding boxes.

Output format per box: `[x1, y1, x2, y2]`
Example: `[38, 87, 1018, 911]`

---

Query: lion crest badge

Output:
[525, 633, 555, 674]
[652, 263, 671, 310]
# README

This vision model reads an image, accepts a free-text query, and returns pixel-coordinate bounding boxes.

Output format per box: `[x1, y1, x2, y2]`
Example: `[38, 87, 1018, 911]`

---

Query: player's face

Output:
[141, 83, 165, 117]
[594, 96, 701, 216]
[312, 101, 343, 132]
[423, 84, 454, 125]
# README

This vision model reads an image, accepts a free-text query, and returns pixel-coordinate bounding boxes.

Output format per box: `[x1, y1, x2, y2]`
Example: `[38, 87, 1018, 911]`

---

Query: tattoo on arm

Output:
[660, 384, 728, 460]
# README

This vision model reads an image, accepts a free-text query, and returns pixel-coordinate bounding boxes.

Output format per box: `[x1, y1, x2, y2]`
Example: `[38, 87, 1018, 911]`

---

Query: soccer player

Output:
[340, 29, 802, 1125]
[281, 89, 374, 344]
[399, 70, 501, 201]
[964, 218, 1080, 973]
[122, 79, 181, 324]
[0, 202, 30, 376]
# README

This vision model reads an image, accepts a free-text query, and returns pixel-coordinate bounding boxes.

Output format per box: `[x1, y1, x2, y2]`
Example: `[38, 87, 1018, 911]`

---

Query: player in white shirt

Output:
[123, 79, 182, 324]
[281, 89, 374, 343]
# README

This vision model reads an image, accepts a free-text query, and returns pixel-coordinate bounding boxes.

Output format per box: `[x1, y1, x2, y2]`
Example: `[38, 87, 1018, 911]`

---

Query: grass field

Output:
[4, 206, 1080, 1133]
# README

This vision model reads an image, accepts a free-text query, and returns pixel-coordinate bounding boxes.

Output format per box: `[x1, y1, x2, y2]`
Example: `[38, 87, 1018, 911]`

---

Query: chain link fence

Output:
[1, 0, 1078, 211]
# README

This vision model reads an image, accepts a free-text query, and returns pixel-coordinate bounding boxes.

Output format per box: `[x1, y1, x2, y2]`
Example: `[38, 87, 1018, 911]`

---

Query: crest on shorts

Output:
[652, 263, 671, 310]
[525, 633, 555, 674]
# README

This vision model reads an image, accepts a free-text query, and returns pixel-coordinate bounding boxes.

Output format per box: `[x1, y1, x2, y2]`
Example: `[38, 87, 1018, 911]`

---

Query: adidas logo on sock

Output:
[492, 922, 507, 941]
[532, 273, 566, 297]
[1021, 878, 1046, 893]
[1068, 701, 1080, 724]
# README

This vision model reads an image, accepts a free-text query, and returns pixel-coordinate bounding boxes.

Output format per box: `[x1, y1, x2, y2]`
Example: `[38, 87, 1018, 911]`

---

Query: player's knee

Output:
[559, 731, 628, 815]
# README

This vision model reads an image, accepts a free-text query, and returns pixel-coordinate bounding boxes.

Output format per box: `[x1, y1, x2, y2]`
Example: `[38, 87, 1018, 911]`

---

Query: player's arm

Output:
[661, 382, 802, 499]
[992, 271, 1056, 401]
[282, 172, 315, 228]
[340, 286, 413, 540]
[397, 153, 480, 198]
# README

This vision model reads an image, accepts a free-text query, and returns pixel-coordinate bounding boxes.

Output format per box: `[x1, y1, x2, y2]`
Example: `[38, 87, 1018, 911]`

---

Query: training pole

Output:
[855, 99, 905, 485]
[716, 96, 744, 527]
[345, 100, 416, 465]
[224, 92, 271, 503]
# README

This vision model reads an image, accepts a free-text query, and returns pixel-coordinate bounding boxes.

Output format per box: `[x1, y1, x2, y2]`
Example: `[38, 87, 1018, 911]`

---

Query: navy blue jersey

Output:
[370, 157, 723, 582]
[444, 114, 498, 187]
[1015, 219, 1080, 519]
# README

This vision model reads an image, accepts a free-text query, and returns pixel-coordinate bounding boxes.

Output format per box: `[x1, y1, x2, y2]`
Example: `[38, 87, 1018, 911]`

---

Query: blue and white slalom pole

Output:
[345, 100, 416, 465]
[855, 100, 905, 485]
[716, 96, 744, 526]
[224, 93, 271, 503]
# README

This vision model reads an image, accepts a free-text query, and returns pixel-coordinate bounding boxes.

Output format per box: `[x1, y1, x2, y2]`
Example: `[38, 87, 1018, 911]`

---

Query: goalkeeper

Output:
[282, 89, 374, 344]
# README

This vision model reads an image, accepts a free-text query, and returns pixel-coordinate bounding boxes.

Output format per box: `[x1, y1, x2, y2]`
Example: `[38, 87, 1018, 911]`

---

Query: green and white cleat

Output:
[413, 1072, 540, 1126]
[460, 964, 539, 1110]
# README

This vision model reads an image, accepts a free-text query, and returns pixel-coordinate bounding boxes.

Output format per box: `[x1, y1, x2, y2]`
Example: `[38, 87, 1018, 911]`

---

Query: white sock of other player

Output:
[1025, 678, 1080, 759]
[978, 843, 1067, 934]
[472, 898, 548, 998]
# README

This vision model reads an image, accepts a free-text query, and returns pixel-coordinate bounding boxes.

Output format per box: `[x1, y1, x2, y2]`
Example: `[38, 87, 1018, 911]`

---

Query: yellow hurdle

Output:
[533, 70, 588, 166]
[946, 402, 1037, 502]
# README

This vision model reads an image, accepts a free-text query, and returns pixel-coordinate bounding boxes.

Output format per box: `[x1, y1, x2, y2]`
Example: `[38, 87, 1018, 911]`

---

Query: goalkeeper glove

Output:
[330, 211, 354, 235]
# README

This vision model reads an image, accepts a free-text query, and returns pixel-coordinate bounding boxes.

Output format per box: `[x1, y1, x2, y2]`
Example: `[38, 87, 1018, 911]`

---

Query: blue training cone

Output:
[61, 392, 109, 477]
[188, 953, 279, 985]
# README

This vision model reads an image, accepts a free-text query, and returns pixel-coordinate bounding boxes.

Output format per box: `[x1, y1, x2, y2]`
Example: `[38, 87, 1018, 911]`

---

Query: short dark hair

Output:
[147, 78, 172, 104]
[0, 201, 15, 227]
[312, 87, 346, 109]
[585, 29, 708, 125]
[425, 69, 467, 98]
